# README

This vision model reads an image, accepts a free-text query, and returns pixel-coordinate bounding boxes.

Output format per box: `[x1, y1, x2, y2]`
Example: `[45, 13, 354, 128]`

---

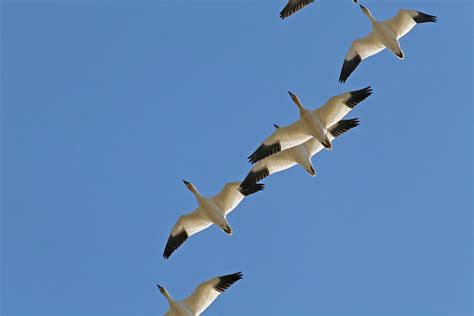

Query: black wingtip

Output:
[240, 167, 270, 192]
[214, 272, 243, 293]
[345, 86, 373, 108]
[329, 118, 360, 138]
[239, 182, 265, 196]
[248, 142, 282, 164]
[339, 54, 361, 83]
[279, 0, 314, 20]
[414, 12, 437, 24]
[163, 230, 188, 259]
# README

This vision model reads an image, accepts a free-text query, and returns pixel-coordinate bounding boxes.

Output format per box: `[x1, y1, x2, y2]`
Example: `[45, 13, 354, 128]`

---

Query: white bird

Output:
[157, 272, 243, 316]
[163, 181, 263, 259]
[339, 4, 437, 83]
[279, 0, 359, 19]
[241, 118, 359, 191]
[247, 87, 372, 164]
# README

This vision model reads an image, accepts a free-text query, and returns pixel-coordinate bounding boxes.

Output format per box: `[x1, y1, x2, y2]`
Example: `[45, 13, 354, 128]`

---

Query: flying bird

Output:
[157, 272, 243, 315]
[279, 0, 359, 19]
[241, 118, 359, 191]
[163, 181, 263, 259]
[247, 87, 372, 164]
[339, 4, 437, 83]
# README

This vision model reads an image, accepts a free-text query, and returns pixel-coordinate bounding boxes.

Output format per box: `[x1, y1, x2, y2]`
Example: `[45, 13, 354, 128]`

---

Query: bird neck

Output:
[364, 10, 375, 22]
[162, 290, 174, 304]
[188, 185, 200, 197]
[297, 104, 307, 116]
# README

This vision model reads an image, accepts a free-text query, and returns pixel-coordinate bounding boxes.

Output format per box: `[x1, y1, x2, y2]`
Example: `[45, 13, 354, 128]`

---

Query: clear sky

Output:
[1, 0, 472, 315]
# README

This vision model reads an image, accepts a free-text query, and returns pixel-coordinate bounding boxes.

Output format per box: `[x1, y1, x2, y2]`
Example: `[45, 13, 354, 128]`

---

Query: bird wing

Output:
[182, 272, 243, 315]
[211, 182, 263, 216]
[162, 209, 212, 259]
[241, 150, 297, 190]
[313, 87, 372, 129]
[248, 119, 312, 164]
[279, 0, 314, 19]
[304, 118, 360, 155]
[385, 10, 437, 39]
[339, 32, 385, 83]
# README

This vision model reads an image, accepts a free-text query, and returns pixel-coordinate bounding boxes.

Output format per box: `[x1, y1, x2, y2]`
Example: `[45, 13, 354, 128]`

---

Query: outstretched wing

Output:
[212, 182, 264, 216]
[280, 0, 314, 19]
[182, 272, 243, 315]
[163, 209, 212, 259]
[313, 87, 372, 129]
[248, 120, 312, 164]
[385, 9, 437, 39]
[339, 32, 385, 83]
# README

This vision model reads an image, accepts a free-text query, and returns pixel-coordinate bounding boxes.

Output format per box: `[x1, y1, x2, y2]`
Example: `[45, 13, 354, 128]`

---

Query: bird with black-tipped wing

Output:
[241, 118, 359, 191]
[163, 181, 263, 259]
[157, 272, 243, 315]
[247, 87, 372, 164]
[339, 3, 437, 83]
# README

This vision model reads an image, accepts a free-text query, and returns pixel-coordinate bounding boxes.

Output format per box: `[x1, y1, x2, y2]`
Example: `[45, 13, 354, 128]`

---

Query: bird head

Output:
[182, 179, 194, 191]
[157, 284, 166, 295]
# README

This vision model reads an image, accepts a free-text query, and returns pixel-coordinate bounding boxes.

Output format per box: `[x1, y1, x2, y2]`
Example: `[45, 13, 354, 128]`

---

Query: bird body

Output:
[299, 106, 332, 150]
[372, 20, 403, 58]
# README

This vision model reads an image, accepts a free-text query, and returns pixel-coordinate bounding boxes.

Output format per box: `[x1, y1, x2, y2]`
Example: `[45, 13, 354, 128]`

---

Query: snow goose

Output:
[241, 118, 359, 191]
[163, 181, 263, 259]
[247, 87, 372, 164]
[157, 271, 243, 316]
[339, 4, 437, 83]
[279, 0, 359, 19]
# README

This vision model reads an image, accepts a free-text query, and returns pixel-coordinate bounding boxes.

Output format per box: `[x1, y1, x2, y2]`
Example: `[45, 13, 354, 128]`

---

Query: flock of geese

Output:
[158, 1, 436, 315]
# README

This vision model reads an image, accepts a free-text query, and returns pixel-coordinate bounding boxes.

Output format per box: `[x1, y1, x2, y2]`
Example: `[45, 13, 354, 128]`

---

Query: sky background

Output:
[1, 0, 472, 315]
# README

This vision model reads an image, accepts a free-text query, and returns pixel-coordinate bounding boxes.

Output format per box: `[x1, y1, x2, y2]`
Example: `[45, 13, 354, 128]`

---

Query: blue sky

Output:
[1, 0, 472, 315]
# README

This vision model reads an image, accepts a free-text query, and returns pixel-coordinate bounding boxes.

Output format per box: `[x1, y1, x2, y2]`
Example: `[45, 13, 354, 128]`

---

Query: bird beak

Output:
[182, 180, 190, 185]
[273, 124, 280, 129]
[157, 284, 163, 289]
[359, 4, 365, 10]
[223, 225, 233, 235]
[288, 91, 296, 98]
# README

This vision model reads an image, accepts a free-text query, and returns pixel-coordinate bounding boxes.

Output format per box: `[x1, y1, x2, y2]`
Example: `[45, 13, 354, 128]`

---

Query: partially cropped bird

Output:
[339, 3, 437, 83]
[279, 0, 314, 19]
[163, 181, 263, 259]
[279, 0, 359, 19]
[157, 272, 243, 315]
[247, 87, 372, 164]
[241, 118, 359, 191]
